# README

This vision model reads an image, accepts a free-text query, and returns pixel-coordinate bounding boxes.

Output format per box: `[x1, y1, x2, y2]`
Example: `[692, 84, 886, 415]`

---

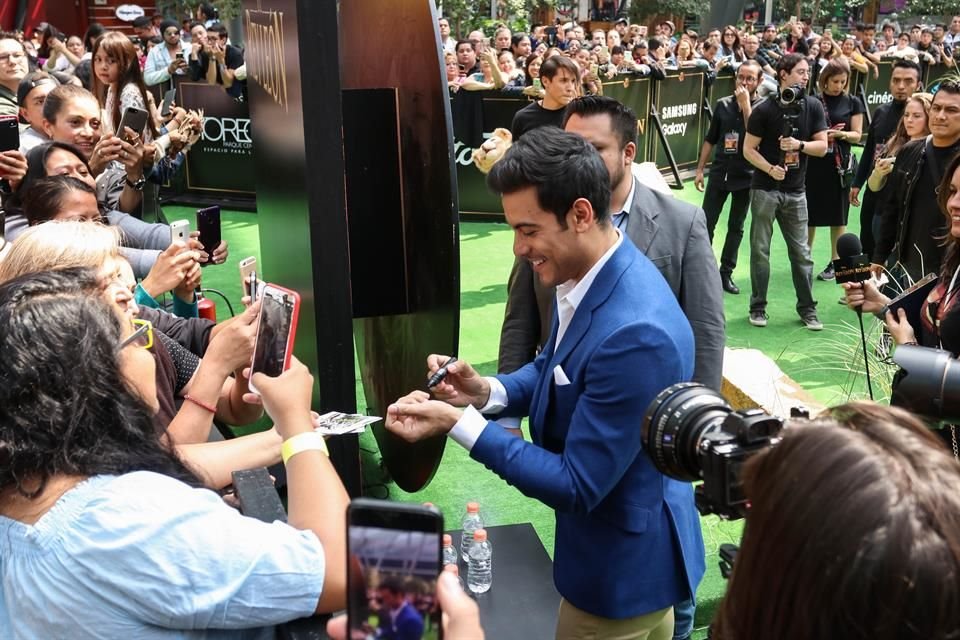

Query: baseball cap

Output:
[17, 71, 60, 107]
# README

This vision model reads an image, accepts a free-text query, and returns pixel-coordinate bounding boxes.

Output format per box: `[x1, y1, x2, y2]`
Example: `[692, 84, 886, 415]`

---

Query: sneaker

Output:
[801, 314, 824, 331]
[749, 311, 768, 327]
[817, 263, 835, 281]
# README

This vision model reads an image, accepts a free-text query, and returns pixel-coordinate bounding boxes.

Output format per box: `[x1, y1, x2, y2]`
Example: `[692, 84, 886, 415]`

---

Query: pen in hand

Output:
[427, 357, 458, 389]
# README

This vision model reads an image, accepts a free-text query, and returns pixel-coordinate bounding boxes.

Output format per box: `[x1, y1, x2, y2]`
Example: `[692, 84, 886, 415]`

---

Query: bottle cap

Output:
[466, 502, 479, 513]
[443, 534, 452, 545]
[473, 528, 487, 541]
[443, 563, 460, 576]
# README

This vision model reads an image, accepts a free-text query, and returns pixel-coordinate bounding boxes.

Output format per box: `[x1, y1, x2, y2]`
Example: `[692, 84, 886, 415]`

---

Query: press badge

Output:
[784, 150, 800, 169]
[723, 132, 739, 154]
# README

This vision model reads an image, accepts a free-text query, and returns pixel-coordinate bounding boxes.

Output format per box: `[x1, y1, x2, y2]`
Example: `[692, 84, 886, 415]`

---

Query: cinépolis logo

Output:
[244, 8, 289, 112]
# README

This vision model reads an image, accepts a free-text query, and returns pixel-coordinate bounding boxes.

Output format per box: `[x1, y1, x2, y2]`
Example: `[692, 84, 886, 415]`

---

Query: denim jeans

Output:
[702, 180, 750, 276]
[672, 597, 695, 640]
[749, 189, 817, 317]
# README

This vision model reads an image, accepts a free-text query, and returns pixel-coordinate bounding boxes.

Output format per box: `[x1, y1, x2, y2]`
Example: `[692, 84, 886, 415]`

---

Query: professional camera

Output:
[777, 83, 805, 107]
[642, 383, 805, 520]
[891, 345, 960, 423]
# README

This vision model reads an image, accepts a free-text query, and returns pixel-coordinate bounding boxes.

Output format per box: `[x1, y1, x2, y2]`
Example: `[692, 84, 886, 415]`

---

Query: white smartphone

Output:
[169, 219, 190, 245]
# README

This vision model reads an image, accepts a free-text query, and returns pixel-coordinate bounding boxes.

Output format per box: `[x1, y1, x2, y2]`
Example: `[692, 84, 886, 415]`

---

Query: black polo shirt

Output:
[704, 94, 761, 191]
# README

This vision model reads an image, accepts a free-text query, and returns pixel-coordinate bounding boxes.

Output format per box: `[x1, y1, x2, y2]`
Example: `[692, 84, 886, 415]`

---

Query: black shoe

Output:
[721, 274, 740, 294]
[817, 263, 835, 281]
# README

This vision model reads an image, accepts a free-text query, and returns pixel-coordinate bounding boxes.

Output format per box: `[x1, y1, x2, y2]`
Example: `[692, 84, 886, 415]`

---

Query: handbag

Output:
[819, 93, 858, 189]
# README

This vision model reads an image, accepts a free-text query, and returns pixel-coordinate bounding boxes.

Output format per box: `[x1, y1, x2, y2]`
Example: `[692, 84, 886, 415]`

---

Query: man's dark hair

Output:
[487, 127, 611, 228]
[863, 24, 876, 32]
[377, 576, 407, 595]
[198, 2, 219, 20]
[455, 39, 474, 54]
[892, 58, 922, 80]
[209, 22, 228, 38]
[511, 33, 528, 48]
[648, 36, 664, 51]
[131, 16, 152, 29]
[189, 20, 204, 30]
[776, 53, 807, 83]
[539, 54, 579, 81]
[739, 59, 763, 80]
[562, 95, 638, 149]
[933, 77, 960, 98]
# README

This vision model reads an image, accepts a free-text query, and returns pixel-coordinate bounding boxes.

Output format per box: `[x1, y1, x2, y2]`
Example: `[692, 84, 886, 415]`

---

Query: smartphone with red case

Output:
[248, 284, 300, 395]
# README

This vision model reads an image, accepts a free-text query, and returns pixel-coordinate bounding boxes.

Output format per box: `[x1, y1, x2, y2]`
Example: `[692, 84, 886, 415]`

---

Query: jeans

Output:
[672, 597, 695, 640]
[702, 179, 750, 276]
[749, 189, 817, 317]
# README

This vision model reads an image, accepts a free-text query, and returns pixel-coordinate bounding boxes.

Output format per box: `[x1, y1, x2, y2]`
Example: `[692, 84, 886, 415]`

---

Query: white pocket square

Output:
[553, 365, 571, 386]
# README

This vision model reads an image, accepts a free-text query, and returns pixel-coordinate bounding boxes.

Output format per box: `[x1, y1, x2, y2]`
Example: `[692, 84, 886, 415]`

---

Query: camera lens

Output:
[642, 382, 732, 481]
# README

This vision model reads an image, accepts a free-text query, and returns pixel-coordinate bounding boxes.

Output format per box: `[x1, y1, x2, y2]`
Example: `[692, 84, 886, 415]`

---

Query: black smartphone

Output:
[545, 26, 558, 47]
[347, 499, 443, 640]
[117, 106, 149, 141]
[160, 87, 177, 117]
[0, 115, 19, 153]
[196, 205, 221, 266]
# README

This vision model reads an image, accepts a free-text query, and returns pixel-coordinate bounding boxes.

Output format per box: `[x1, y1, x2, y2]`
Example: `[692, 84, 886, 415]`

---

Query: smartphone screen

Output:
[250, 286, 299, 388]
[348, 499, 443, 640]
[0, 115, 19, 153]
[196, 206, 221, 266]
[160, 87, 177, 117]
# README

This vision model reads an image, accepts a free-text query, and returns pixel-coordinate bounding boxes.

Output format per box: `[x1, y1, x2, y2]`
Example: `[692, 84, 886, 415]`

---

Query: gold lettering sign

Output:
[244, 9, 289, 112]
[637, 118, 646, 136]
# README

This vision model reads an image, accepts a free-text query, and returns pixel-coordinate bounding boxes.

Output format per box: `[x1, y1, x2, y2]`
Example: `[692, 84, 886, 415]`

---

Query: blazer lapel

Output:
[625, 178, 661, 254]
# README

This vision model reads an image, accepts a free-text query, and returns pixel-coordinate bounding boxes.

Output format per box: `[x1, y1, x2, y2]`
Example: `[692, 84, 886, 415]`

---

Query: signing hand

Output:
[386, 395, 462, 442]
[425, 354, 490, 408]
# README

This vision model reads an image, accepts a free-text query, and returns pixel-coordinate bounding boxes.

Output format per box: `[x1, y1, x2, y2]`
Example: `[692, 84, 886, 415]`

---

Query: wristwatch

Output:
[125, 175, 147, 191]
[799, 141, 805, 152]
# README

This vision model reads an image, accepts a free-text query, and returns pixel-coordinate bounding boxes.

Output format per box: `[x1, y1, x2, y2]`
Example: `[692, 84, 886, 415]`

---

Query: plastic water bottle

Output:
[442, 563, 465, 590]
[442, 534, 457, 566]
[460, 502, 483, 562]
[466, 528, 492, 594]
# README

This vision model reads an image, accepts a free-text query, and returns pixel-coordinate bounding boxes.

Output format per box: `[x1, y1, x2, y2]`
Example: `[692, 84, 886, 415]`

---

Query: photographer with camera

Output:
[711, 401, 960, 639]
[742, 53, 828, 330]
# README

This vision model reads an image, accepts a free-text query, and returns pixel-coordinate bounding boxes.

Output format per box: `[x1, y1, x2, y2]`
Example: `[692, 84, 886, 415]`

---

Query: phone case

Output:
[196, 207, 221, 265]
[248, 285, 300, 394]
[0, 115, 19, 153]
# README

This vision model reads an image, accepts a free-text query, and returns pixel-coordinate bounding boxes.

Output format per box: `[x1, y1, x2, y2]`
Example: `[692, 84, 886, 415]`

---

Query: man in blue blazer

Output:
[385, 128, 705, 639]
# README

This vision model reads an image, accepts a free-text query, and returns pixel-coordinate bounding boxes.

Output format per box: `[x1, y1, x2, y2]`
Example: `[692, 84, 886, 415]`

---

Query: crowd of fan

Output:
[441, 14, 960, 99]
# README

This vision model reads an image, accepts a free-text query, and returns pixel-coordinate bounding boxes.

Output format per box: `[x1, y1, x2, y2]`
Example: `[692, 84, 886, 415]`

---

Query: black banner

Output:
[177, 81, 255, 195]
[652, 71, 705, 170]
[601, 75, 652, 162]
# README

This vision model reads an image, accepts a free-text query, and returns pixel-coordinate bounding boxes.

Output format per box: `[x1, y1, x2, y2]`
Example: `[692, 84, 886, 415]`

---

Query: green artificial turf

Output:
[167, 167, 883, 638]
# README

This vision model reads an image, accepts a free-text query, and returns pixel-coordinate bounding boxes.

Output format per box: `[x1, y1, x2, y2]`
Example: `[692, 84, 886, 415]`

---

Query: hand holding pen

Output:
[425, 354, 490, 409]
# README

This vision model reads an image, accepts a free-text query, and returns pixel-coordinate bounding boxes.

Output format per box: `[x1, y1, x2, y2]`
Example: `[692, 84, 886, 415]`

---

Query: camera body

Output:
[642, 383, 790, 520]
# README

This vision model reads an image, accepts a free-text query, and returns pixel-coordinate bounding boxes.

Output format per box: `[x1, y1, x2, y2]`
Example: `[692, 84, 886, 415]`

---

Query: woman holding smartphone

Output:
[805, 58, 865, 281]
[866, 93, 932, 194]
[0, 268, 350, 637]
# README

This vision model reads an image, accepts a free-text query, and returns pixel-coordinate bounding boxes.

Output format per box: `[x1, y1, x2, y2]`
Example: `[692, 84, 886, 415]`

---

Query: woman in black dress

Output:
[805, 58, 865, 280]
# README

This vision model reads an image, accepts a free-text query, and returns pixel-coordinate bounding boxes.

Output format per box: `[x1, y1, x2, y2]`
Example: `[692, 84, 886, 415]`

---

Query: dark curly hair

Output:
[0, 268, 199, 499]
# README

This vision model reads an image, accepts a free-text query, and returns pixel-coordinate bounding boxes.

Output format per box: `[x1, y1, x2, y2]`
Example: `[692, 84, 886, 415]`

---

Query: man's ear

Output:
[570, 197, 596, 230]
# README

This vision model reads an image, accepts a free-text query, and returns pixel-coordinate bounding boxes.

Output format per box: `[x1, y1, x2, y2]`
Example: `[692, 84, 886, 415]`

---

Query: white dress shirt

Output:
[449, 229, 625, 451]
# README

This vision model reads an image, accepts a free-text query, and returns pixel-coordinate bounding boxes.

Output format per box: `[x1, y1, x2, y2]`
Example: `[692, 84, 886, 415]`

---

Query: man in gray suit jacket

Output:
[499, 95, 725, 392]
[496, 94, 724, 640]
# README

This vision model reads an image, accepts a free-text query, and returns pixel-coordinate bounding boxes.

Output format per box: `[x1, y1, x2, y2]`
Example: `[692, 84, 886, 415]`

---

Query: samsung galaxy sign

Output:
[115, 5, 146, 22]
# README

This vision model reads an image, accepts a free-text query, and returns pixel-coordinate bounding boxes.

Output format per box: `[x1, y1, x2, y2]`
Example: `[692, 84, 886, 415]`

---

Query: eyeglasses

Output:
[0, 52, 26, 64]
[119, 318, 153, 350]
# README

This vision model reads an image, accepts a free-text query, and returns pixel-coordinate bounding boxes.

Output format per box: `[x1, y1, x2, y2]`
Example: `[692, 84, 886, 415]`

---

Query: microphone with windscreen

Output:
[832, 233, 871, 284]
[834, 232, 875, 399]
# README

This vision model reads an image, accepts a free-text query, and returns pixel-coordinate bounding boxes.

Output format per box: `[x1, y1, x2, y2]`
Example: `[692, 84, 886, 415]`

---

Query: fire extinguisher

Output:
[197, 288, 217, 322]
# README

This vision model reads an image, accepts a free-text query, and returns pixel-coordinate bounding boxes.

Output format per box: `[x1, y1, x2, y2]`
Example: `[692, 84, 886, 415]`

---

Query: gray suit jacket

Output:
[498, 177, 725, 390]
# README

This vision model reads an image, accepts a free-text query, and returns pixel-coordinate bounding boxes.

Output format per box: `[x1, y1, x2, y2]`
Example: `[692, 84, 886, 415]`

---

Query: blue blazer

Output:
[471, 237, 706, 619]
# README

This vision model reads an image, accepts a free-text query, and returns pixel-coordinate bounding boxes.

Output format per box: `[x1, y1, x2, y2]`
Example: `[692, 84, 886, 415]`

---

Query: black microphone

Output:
[833, 233, 871, 285]
[834, 232, 874, 400]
